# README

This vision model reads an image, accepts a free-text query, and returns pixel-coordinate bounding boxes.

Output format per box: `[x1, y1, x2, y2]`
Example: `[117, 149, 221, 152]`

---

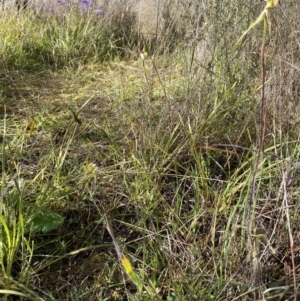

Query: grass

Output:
[1, 0, 300, 300]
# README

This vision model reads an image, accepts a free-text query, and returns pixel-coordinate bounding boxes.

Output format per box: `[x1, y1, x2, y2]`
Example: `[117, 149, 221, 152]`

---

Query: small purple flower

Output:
[79, 0, 93, 7]
[95, 6, 104, 17]
[56, 0, 70, 5]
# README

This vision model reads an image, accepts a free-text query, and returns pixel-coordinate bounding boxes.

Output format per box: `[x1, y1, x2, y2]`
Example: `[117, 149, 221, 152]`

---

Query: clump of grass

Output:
[0, 1, 142, 69]
[1, 0, 300, 300]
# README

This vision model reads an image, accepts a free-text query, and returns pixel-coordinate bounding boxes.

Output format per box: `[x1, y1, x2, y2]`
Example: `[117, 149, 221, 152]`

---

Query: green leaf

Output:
[29, 212, 64, 234]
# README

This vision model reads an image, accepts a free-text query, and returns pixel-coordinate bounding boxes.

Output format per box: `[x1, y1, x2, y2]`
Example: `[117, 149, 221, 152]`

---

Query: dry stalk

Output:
[234, 0, 281, 288]
[282, 169, 297, 301]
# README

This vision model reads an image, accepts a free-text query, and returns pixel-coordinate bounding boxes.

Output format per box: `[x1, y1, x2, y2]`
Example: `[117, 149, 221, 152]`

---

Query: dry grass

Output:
[0, 1, 300, 300]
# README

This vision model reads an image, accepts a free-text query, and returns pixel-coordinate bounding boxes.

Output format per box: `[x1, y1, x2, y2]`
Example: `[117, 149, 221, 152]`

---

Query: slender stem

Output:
[247, 14, 267, 287]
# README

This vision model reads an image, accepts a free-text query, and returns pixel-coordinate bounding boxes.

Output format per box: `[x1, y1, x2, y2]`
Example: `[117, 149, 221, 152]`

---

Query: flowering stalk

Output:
[104, 215, 142, 292]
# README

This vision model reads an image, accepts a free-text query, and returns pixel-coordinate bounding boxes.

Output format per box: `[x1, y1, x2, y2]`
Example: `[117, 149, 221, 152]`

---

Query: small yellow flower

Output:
[85, 162, 98, 175]
[121, 255, 133, 275]
[234, 0, 280, 49]
[121, 255, 142, 292]
[140, 48, 148, 60]
[264, 0, 280, 9]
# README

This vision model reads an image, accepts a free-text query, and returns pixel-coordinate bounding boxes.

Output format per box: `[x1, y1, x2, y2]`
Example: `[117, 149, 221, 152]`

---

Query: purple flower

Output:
[79, 0, 93, 7]
[95, 6, 104, 17]
[56, 0, 69, 4]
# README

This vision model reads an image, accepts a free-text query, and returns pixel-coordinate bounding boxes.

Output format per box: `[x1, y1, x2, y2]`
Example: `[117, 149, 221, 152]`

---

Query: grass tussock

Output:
[1, 0, 300, 300]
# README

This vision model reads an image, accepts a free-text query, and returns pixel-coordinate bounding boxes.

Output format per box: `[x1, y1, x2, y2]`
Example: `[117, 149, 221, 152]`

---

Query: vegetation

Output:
[0, 0, 300, 300]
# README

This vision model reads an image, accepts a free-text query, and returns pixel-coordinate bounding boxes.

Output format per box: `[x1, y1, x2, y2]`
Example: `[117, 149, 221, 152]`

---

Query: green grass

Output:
[1, 1, 300, 300]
